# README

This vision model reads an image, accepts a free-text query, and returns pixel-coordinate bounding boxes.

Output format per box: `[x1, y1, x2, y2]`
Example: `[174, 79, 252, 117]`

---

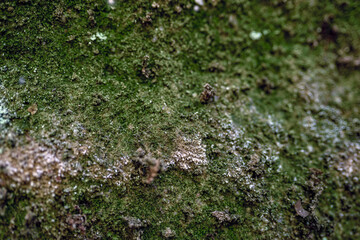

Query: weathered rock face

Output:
[0, 0, 359, 239]
[0, 137, 66, 194]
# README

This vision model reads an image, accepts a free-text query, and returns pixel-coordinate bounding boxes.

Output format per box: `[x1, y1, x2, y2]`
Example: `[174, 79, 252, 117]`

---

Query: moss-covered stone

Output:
[0, 0, 359, 239]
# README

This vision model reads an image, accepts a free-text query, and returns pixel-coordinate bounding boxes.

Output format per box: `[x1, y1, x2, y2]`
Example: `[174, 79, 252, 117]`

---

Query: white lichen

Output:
[0, 100, 9, 129]
[335, 142, 360, 178]
[0, 84, 10, 130]
[195, 0, 204, 6]
[165, 135, 208, 171]
[249, 31, 262, 40]
[90, 32, 107, 41]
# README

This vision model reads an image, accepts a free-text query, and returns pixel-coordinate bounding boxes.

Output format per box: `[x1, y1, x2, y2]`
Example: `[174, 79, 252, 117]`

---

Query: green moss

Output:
[1, 0, 359, 239]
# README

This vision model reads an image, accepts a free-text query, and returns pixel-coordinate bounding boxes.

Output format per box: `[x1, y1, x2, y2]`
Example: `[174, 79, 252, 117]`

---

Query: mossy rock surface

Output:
[0, 0, 359, 239]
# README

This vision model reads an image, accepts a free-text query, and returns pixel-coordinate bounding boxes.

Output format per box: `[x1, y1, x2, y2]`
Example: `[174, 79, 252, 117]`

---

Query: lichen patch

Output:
[165, 135, 208, 172]
[335, 143, 360, 178]
[0, 86, 10, 130]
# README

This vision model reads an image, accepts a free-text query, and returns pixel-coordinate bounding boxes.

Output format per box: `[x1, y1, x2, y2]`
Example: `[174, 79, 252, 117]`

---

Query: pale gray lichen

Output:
[165, 134, 208, 172]
[83, 154, 133, 185]
[0, 84, 10, 131]
[162, 227, 176, 238]
[249, 31, 262, 40]
[0, 100, 9, 130]
[335, 142, 360, 178]
[89, 32, 107, 41]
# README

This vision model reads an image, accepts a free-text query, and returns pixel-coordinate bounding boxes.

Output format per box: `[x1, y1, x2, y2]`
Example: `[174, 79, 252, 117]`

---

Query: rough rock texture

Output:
[0, 0, 359, 239]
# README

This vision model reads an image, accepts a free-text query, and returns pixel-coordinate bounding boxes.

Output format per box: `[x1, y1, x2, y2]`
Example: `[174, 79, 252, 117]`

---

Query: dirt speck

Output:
[27, 103, 38, 115]
[200, 83, 216, 104]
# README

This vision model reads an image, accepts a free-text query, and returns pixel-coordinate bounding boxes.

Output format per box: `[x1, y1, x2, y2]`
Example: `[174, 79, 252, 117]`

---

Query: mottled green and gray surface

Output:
[0, 0, 359, 239]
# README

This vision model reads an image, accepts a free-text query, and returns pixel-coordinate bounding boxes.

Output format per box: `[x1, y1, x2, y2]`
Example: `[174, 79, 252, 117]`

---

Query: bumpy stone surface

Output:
[0, 0, 359, 239]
